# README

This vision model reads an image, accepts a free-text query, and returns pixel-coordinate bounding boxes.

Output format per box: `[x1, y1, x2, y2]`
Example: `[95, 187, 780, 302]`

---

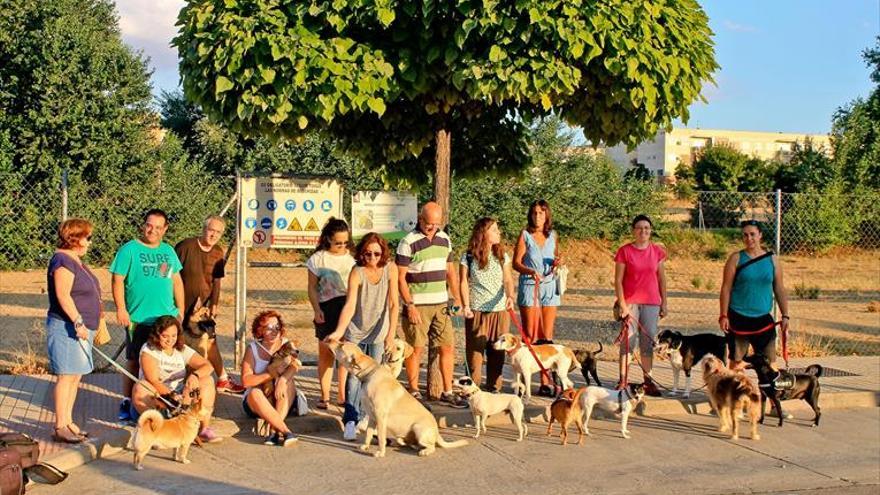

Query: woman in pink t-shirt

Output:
[613, 215, 668, 396]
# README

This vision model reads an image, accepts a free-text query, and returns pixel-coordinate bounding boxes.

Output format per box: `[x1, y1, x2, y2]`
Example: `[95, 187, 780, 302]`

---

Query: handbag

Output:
[555, 265, 569, 296]
[93, 317, 111, 346]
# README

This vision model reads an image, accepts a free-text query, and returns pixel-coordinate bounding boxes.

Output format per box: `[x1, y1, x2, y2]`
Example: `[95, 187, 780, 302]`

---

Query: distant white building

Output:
[605, 127, 832, 182]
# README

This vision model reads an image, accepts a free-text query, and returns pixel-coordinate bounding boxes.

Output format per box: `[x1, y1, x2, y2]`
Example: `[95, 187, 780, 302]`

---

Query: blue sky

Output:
[119, 0, 877, 135]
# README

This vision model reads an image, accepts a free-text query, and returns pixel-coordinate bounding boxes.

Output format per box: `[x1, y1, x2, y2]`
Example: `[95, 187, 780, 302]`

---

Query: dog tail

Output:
[735, 377, 760, 403]
[138, 409, 164, 433]
[436, 436, 469, 449]
[595, 341, 603, 356]
[805, 364, 823, 377]
[564, 348, 581, 371]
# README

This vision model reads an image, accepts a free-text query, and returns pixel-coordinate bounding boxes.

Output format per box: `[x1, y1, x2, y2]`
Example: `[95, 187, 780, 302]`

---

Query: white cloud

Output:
[117, 0, 185, 85]
[722, 20, 758, 33]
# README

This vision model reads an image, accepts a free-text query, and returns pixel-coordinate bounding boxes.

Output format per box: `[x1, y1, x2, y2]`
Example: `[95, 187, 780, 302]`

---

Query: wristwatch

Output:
[74, 316, 85, 328]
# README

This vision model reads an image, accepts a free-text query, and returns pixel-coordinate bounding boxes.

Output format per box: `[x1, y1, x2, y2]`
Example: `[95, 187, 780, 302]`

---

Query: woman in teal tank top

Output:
[719, 220, 791, 371]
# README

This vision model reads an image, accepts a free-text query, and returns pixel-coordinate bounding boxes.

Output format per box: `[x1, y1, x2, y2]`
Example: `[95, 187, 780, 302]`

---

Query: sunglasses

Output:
[363, 251, 382, 258]
[263, 322, 281, 333]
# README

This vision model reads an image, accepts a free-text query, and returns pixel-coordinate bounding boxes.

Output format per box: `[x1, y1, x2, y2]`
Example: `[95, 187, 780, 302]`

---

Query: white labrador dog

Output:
[456, 376, 527, 441]
[330, 341, 468, 457]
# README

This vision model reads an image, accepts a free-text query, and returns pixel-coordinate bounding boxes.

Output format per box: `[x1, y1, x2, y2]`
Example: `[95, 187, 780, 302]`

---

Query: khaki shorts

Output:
[402, 303, 454, 348]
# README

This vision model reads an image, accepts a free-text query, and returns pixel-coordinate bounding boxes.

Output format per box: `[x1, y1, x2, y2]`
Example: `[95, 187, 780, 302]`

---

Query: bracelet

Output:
[782, 315, 790, 320]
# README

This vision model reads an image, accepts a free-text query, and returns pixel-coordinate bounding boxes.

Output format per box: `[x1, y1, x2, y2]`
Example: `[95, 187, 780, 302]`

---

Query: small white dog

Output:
[579, 384, 646, 439]
[492, 334, 580, 403]
[456, 376, 528, 441]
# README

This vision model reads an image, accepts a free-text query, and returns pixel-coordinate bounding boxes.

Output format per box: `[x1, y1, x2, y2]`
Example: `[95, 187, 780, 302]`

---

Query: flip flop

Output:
[316, 399, 329, 410]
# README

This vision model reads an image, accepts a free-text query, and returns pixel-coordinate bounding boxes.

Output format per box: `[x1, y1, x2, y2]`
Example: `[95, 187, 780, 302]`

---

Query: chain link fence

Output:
[2, 176, 878, 373]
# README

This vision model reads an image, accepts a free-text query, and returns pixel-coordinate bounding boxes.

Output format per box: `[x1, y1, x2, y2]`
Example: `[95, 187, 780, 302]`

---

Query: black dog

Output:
[655, 330, 727, 397]
[573, 342, 603, 386]
[743, 354, 822, 427]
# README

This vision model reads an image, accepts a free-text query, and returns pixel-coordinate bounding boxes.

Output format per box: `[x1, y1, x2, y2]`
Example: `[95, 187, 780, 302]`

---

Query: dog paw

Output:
[473, 434, 480, 439]
[752, 434, 761, 441]
[135, 465, 143, 471]
[373, 450, 385, 458]
[181, 459, 191, 465]
[622, 433, 631, 439]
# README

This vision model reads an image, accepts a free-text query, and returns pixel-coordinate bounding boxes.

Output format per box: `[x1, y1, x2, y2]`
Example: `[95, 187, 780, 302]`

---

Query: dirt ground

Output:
[1, 245, 878, 372]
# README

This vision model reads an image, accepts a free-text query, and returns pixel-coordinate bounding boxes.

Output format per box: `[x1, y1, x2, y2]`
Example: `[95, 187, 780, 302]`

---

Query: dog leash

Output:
[615, 316, 677, 393]
[82, 340, 180, 410]
[507, 307, 555, 386]
[727, 321, 788, 366]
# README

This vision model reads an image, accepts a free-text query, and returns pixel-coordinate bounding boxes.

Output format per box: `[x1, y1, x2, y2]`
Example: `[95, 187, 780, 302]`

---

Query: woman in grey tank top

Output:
[324, 233, 399, 440]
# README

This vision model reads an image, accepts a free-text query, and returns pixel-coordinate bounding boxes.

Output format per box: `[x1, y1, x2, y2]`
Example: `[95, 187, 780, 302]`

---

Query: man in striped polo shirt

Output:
[397, 201, 465, 407]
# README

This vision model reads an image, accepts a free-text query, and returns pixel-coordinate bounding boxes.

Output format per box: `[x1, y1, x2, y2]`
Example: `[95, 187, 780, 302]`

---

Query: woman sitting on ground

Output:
[132, 315, 221, 443]
[240, 310, 301, 447]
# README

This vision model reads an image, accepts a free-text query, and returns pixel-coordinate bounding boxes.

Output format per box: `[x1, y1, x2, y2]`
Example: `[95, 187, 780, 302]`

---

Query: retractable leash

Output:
[82, 340, 180, 411]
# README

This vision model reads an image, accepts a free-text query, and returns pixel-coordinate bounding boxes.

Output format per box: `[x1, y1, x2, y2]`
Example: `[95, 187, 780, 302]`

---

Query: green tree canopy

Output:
[692, 144, 746, 192]
[831, 37, 880, 190]
[0, 0, 154, 181]
[174, 0, 717, 207]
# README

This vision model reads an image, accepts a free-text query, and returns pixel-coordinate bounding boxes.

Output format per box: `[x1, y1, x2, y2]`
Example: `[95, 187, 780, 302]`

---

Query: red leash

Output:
[507, 306, 555, 385]
[728, 320, 788, 366]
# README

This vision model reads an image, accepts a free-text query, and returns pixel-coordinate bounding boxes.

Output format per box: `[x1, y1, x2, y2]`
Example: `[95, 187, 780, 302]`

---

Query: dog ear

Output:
[193, 297, 203, 313]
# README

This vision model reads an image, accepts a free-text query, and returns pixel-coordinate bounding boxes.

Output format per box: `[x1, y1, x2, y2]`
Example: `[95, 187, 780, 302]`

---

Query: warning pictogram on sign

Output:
[305, 217, 320, 231]
[252, 231, 266, 244]
[287, 218, 303, 231]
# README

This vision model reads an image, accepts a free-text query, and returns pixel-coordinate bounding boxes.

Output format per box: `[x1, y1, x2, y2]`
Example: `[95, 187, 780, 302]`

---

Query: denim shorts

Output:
[46, 316, 95, 375]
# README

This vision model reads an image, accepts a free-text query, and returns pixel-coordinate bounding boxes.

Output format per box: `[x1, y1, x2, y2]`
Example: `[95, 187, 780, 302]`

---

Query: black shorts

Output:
[727, 310, 776, 362]
[242, 395, 298, 419]
[314, 296, 347, 340]
[125, 323, 154, 361]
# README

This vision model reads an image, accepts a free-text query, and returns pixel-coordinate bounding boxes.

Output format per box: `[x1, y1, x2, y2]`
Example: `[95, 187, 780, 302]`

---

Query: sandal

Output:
[69, 423, 89, 438]
[52, 425, 84, 444]
[410, 390, 423, 400]
[316, 399, 329, 410]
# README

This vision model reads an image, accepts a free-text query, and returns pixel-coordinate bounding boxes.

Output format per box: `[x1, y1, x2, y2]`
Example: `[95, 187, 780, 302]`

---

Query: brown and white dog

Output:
[329, 341, 468, 457]
[259, 341, 302, 408]
[546, 387, 586, 445]
[702, 355, 761, 441]
[183, 298, 215, 358]
[457, 376, 527, 441]
[492, 334, 580, 403]
[132, 392, 204, 470]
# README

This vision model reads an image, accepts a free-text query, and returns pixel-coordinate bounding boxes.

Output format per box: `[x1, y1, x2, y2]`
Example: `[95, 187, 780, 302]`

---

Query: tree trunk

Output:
[427, 127, 452, 400]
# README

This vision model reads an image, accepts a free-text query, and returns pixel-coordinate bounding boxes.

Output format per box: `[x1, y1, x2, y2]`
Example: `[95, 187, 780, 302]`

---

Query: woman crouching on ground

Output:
[132, 315, 221, 443]
[240, 310, 300, 446]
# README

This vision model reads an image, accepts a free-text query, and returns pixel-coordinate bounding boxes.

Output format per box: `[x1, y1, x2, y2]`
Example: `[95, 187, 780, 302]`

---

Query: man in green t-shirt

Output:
[110, 208, 184, 421]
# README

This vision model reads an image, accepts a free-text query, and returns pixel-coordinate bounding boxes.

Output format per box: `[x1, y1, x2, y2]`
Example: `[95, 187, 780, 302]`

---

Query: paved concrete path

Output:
[30, 406, 880, 495]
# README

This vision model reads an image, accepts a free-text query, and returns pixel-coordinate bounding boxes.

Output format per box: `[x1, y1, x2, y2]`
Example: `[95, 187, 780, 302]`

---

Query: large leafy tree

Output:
[831, 37, 880, 190]
[175, 0, 717, 218]
[0, 0, 154, 182]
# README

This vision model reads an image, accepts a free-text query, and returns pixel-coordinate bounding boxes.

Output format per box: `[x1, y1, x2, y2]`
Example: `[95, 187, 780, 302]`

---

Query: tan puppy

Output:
[132, 397, 203, 470]
[492, 334, 580, 403]
[546, 388, 586, 445]
[183, 298, 214, 358]
[702, 355, 761, 441]
[260, 341, 302, 407]
[329, 341, 468, 457]
[382, 337, 413, 379]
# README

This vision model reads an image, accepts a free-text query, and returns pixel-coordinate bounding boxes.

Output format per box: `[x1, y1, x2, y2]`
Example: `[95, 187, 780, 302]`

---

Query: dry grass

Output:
[868, 301, 880, 313]
[786, 329, 836, 358]
[2, 322, 48, 375]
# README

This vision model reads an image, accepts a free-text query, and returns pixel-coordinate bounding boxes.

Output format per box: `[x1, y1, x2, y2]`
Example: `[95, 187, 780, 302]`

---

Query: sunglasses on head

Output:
[740, 220, 760, 228]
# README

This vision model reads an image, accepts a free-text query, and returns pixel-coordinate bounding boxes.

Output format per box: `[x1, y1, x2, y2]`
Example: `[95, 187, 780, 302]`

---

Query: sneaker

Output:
[118, 399, 132, 422]
[343, 421, 357, 441]
[770, 407, 794, 419]
[216, 378, 246, 394]
[440, 391, 467, 409]
[273, 431, 298, 447]
[643, 381, 662, 397]
[198, 427, 223, 444]
[263, 433, 276, 445]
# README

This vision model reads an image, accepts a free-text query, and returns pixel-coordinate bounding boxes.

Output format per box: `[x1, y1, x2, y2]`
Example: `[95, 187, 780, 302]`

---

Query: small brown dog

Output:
[132, 393, 204, 470]
[702, 355, 761, 441]
[260, 341, 301, 406]
[546, 388, 586, 445]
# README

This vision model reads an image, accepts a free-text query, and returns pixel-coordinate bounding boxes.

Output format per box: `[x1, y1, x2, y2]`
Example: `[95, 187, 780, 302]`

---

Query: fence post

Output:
[61, 168, 69, 221]
[775, 189, 782, 254]
[234, 172, 244, 368]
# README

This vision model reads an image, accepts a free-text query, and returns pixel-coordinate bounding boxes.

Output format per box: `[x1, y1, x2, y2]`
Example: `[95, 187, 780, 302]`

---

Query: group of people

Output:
[45, 198, 790, 446]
